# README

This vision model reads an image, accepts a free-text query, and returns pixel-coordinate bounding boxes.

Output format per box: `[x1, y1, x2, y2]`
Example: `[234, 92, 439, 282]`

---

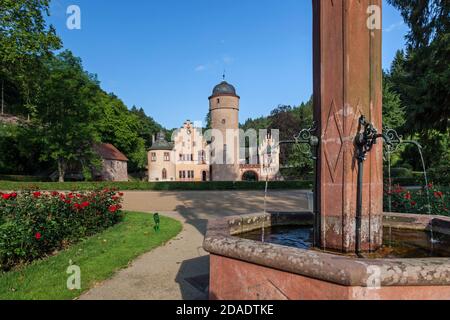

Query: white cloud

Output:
[195, 65, 207, 72]
[223, 55, 234, 65]
[194, 54, 234, 73]
[384, 21, 404, 33]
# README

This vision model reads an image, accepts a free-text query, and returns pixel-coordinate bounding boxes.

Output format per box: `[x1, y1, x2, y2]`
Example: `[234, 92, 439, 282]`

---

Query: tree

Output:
[0, 0, 60, 64]
[36, 51, 101, 182]
[387, 0, 450, 132]
[287, 99, 314, 178]
[383, 72, 406, 130]
[95, 94, 151, 172]
[0, 0, 61, 117]
[204, 110, 212, 131]
[130, 106, 163, 149]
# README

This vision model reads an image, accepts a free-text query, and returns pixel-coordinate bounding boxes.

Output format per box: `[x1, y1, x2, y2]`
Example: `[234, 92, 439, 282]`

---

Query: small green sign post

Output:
[153, 213, 160, 232]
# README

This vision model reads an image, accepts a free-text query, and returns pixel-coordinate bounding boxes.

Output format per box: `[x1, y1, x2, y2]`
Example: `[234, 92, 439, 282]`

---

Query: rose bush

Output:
[0, 189, 123, 271]
[384, 183, 449, 216]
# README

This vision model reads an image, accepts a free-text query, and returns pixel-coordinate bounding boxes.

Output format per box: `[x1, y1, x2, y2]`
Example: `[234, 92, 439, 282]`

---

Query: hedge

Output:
[0, 177, 446, 193]
[0, 189, 124, 271]
[388, 176, 450, 187]
[0, 175, 50, 182]
[0, 180, 314, 192]
[384, 167, 413, 178]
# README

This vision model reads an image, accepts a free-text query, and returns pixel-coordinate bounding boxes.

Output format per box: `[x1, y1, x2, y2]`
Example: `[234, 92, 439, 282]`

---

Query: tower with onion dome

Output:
[208, 80, 240, 181]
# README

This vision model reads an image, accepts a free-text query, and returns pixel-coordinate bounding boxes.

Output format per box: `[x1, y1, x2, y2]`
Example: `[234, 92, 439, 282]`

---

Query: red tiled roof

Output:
[94, 143, 128, 162]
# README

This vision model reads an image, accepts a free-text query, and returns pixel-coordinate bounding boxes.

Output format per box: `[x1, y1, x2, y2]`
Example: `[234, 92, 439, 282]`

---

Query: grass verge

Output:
[0, 212, 182, 300]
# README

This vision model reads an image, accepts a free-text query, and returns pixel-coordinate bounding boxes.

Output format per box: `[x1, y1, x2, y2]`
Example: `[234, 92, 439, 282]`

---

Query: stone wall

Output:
[101, 159, 128, 182]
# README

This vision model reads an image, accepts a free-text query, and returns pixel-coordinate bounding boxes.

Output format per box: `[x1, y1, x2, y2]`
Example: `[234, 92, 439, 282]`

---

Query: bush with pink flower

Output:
[0, 189, 124, 271]
[384, 183, 449, 216]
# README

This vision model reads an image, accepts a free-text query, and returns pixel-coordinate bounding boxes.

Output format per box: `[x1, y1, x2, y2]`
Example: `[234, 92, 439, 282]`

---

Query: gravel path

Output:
[79, 190, 311, 300]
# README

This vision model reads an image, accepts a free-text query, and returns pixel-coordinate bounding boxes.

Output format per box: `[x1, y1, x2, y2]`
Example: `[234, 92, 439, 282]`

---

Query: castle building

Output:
[148, 81, 280, 182]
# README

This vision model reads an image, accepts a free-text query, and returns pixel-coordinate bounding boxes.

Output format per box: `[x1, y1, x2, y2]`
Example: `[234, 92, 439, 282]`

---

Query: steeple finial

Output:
[222, 69, 226, 81]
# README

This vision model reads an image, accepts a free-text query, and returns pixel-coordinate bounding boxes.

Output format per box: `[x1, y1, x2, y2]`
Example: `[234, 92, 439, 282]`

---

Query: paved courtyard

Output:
[80, 190, 311, 300]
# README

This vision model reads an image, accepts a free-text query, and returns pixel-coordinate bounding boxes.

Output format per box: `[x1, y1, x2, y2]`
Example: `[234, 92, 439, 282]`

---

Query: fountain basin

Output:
[203, 212, 450, 300]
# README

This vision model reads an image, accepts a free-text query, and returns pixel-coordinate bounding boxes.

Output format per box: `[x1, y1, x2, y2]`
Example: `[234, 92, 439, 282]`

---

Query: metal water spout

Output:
[354, 116, 401, 255]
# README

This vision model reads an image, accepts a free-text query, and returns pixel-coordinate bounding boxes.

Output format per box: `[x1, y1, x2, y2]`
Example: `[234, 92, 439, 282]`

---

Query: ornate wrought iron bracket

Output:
[277, 122, 319, 160]
[356, 115, 403, 159]
[293, 122, 319, 160]
[382, 127, 402, 154]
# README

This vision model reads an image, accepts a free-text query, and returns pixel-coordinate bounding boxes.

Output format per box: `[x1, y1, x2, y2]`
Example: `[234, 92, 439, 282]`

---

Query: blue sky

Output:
[48, 0, 408, 129]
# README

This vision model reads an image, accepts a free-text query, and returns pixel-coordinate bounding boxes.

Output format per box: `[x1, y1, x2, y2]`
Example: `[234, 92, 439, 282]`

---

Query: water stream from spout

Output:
[262, 175, 268, 243]
[387, 147, 393, 213]
[401, 140, 437, 245]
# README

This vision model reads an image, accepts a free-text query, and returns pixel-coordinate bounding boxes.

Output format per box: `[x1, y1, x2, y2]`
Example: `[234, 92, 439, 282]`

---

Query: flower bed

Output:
[384, 183, 449, 216]
[0, 189, 123, 271]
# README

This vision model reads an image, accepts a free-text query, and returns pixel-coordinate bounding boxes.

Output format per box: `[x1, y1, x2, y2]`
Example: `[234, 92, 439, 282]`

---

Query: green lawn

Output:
[0, 212, 182, 300]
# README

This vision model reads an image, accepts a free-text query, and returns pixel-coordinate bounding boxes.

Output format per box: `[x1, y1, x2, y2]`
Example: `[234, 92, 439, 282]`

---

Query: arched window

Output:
[162, 169, 167, 180]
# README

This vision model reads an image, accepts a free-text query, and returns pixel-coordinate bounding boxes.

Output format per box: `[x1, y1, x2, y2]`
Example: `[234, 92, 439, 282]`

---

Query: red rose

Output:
[52, 191, 59, 196]
[404, 192, 412, 200]
[81, 201, 90, 208]
[108, 205, 118, 213]
[35, 232, 42, 240]
[119, 192, 124, 197]
[434, 191, 444, 199]
[11, 192, 17, 198]
[411, 201, 417, 206]
[33, 192, 42, 198]
[2, 194, 11, 200]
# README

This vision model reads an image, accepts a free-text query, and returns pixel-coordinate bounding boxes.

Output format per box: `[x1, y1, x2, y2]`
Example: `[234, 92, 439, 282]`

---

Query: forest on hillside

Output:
[0, 1, 163, 180]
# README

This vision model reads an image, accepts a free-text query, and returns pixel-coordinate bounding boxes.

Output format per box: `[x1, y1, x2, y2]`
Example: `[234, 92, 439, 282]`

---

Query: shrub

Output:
[0, 189, 124, 271]
[384, 183, 450, 216]
[428, 166, 450, 186]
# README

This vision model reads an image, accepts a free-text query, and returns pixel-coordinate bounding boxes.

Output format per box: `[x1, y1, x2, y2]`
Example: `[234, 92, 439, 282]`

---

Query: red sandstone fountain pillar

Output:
[313, 0, 383, 253]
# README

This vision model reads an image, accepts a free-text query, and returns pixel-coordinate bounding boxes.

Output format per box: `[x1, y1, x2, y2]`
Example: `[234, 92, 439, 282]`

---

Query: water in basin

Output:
[238, 225, 450, 259]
